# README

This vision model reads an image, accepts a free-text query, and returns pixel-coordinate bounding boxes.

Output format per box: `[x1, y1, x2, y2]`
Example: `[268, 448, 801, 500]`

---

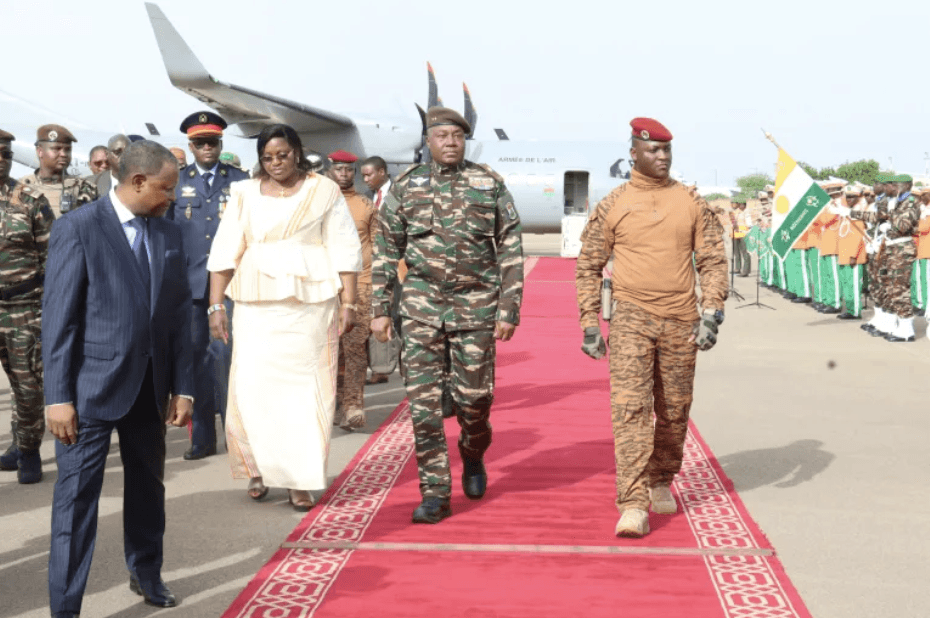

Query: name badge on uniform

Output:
[468, 177, 495, 191]
[185, 205, 192, 220]
[181, 186, 196, 197]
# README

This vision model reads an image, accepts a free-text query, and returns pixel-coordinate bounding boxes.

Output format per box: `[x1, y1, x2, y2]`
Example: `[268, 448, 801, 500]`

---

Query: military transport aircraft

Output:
[144, 2, 654, 233]
[0, 88, 168, 178]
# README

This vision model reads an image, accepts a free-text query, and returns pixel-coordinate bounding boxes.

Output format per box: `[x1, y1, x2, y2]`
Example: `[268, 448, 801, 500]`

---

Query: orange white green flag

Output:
[770, 148, 831, 261]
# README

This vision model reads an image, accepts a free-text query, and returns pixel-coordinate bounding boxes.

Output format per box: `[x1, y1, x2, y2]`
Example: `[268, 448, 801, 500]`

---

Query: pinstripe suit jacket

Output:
[42, 196, 194, 421]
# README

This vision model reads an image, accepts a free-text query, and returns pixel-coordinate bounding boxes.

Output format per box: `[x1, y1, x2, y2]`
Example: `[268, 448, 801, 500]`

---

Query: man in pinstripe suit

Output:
[42, 141, 194, 617]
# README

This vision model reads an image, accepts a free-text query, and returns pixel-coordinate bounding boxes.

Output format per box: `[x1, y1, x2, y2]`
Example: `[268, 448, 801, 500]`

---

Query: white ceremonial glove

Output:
[836, 206, 851, 217]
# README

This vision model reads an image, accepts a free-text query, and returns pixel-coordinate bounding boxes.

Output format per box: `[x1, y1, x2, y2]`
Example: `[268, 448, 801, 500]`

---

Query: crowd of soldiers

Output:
[0, 117, 401, 486]
[734, 174, 928, 342]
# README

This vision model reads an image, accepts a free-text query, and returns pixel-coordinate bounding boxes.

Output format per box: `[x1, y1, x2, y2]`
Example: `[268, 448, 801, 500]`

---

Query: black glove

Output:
[692, 310, 724, 351]
[581, 326, 607, 360]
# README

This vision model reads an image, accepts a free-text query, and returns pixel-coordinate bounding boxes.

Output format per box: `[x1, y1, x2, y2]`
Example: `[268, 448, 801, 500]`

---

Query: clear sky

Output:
[4, 0, 929, 185]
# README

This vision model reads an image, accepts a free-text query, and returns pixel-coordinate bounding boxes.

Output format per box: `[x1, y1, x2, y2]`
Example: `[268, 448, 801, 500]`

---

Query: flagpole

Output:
[761, 129, 781, 150]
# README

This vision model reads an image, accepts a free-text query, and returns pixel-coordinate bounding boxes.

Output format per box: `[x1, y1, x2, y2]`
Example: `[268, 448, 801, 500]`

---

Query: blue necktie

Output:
[203, 172, 213, 192]
[131, 217, 150, 297]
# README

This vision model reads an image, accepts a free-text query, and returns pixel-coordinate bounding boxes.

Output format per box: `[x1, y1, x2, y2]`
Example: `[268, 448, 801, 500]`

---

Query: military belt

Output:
[0, 274, 43, 301]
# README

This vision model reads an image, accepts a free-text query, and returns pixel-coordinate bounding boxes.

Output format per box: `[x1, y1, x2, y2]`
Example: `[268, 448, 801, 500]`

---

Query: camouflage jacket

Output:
[19, 171, 97, 218]
[0, 179, 54, 305]
[852, 193, 919, 241]
[372, 159, 524, 330]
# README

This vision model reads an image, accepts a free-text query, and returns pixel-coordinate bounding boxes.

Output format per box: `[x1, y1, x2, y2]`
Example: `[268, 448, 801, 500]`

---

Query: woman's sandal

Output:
[288, 489, 315, 512]
[248, 477, 268, 501]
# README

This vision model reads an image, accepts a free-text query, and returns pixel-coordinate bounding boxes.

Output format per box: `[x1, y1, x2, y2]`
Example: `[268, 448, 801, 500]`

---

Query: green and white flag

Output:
[770, 148, 831, 261]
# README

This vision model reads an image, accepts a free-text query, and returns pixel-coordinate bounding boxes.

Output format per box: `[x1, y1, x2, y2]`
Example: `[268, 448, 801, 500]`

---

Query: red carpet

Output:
[223, 257, 812, 618]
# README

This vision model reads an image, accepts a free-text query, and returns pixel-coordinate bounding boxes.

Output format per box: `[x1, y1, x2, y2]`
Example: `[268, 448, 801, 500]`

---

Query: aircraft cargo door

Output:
[561, 171, 590, 257]
[563, 171, 590, 216]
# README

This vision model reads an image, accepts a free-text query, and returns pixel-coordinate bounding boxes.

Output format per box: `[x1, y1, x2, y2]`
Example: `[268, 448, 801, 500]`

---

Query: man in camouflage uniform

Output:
[329, 150, 377, 430]
[20, 125, 97, 218]
[0, 129, 54, 484]
[853, 174, 920, 341]
[861, 175, 893, 335]
[575, 117, 728, 538]
[371, 107, 523, 524]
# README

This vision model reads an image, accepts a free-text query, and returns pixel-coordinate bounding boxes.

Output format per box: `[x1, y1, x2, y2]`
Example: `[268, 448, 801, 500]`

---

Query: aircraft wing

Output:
[145, 3, 354, 137]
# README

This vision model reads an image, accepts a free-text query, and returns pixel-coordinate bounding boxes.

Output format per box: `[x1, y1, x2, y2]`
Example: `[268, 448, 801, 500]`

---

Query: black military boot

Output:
[0, 443, 21, 470]
[411, 497, 451, 524]
[17, 448, 42, 484]
[459, 445, 487, 500]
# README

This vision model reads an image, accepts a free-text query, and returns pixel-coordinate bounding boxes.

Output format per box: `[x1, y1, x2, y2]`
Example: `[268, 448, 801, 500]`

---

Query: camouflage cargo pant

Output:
[609, 300, 697, 512]
[879, 242, 917, 317]
[0, 303, 44, 451]
[402, 318, 495, 499]
[337, 283, 373, 415]
[867, 252, 883, 308]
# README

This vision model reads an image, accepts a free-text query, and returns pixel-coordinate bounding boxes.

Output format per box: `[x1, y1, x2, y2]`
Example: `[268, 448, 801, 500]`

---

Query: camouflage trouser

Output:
[879, 243, 917, 317]
[402, 318, 495, 499]
[337, 283, 372, 415]
[609, 300, 697, 512]
[867, 254, 883, 308]
[0, 303, 44, 451]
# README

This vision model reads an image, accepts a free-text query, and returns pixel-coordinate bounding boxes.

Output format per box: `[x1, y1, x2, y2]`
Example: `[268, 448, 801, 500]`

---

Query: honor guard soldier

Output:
[371, 107, 524, 524]
[853, 174, 919, 341]
[169, 111, 249, 459]
[835, 184, 869, 319]
[576, 118, 728, 537]
[20, 124, 97, 218]
[0, 129, 54, 484]
[912, 188, 930, 316]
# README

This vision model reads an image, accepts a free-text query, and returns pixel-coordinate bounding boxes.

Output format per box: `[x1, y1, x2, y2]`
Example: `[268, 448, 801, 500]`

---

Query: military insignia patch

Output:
[185, 205, 192, 220]
[468, 177, 495, 191]
[641, 130, 650, 140]
[410, 176, 429, 187]
[48, 130, 58, 141]
[220, 168, 228, 177]
[188, 169, 196, 178]
[505, 202, 518, 221]
[199, 113, 207, 123]
[181, 186, 196, 197]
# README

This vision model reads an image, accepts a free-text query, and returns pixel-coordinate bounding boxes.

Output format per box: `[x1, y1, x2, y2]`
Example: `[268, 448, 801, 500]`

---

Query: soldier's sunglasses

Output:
[191, 138, 221, 149]
[0, 150, 13, 160]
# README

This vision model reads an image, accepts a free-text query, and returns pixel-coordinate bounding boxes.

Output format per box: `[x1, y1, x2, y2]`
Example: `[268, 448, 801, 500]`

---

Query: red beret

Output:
[630, 117, 673, 142]
[328, 150, 358, 163]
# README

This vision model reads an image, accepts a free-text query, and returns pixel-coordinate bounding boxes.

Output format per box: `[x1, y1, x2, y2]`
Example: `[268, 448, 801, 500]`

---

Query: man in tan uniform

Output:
[576, 117, 728, 538]
[20, 125, 97, 218]
[329, 150, 376, 429]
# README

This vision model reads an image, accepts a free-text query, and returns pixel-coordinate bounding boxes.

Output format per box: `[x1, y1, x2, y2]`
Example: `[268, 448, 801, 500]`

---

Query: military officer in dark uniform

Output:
[169, 112, 249, 460]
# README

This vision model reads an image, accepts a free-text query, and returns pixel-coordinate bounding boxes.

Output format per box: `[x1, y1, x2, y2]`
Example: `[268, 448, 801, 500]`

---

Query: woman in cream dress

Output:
[207, 124, 362, 510]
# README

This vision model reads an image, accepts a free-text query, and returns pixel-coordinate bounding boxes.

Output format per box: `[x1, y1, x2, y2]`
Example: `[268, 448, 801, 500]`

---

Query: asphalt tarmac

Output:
[1, 234, 927, 617]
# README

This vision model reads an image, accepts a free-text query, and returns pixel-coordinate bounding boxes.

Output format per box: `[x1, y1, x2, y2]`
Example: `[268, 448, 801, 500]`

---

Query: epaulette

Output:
[395, 163, 423, 183]
[473, 162, 505, 185]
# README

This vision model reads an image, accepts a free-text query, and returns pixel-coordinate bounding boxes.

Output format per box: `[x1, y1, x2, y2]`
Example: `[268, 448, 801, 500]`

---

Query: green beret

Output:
[426, 106, 471, 135]
[897, 174, 913, 183]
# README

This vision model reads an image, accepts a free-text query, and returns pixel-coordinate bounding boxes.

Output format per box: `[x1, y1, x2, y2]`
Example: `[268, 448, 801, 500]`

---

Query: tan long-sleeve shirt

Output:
[576, 169, 728, 327]
[342, 188, 376, 285]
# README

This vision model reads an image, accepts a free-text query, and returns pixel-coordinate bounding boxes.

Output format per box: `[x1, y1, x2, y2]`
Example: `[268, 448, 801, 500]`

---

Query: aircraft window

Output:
[564, 171, 590, 216]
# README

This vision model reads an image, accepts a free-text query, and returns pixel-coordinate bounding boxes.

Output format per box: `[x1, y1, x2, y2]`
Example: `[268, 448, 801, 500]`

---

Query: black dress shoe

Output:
[183, 444, 217, 461]
[869, 328, 887, 337]
[129, 574, 177, 608]
[461, 456, 488, 500]
[860, 323, 876, 333]
[884, 334, 915, 342]
[820, 306, 841, 314]
[837, 312, 861, 320]
[791, 296, 812, 303]
[411, 497, 452, 524]
[782, 292, 798, 300]
[811, 303, 825, 311]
